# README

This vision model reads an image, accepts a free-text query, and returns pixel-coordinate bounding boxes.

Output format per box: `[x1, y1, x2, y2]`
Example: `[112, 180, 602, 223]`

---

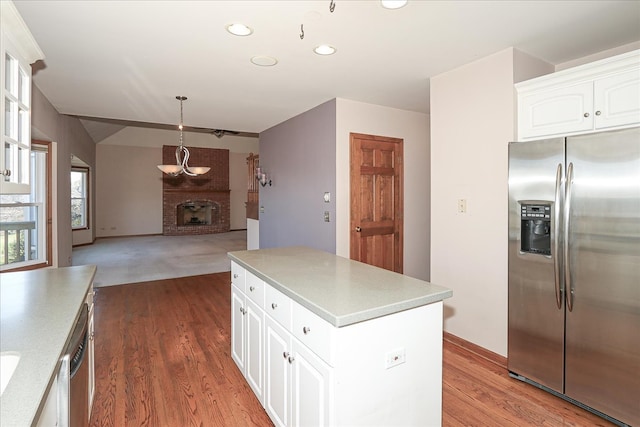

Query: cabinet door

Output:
[231, 285, 246, 372]
[594, 69, 640, 130]
[518, 81, 593, 139]
[265, 316, 291, 427]
[291, 339, 332, 427]
[245, 298, 264, 404]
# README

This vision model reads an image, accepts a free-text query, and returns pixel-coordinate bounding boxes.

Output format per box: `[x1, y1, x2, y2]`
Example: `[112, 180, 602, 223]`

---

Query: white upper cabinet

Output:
[0, 1, 44, 194]
[517, 49, 640, 140]
[593, 69, 640, 130]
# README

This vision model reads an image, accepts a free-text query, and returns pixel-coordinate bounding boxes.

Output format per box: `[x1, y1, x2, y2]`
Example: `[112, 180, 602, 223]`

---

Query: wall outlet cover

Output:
[385, 348, 406, 369]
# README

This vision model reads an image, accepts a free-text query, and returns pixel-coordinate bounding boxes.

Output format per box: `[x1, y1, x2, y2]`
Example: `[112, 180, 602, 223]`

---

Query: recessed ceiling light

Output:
[226, 23, 253, 36]
[314, 45, 336, 56]
[381, 0, 408, 9]
[251, 55, 278, 67]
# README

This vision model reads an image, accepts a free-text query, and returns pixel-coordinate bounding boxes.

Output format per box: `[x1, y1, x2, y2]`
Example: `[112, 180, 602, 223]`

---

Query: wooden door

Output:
[350, 133, 403, 273]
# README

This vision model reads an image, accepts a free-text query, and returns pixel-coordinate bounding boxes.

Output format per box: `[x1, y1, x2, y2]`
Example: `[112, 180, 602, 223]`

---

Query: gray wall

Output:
[259, 99, 336, 253]
[31, 84, 96, 266]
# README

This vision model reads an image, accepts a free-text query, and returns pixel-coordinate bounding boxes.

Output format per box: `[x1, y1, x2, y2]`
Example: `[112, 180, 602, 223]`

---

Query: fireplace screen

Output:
[177, 200, 217, 226]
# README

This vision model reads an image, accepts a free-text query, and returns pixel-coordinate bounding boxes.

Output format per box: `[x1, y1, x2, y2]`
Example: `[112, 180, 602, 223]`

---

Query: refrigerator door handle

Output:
[553, 163, 563, 309]
[564, 162, 574, 312]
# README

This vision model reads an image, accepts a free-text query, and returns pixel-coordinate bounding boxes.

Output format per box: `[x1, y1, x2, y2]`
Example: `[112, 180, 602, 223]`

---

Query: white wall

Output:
[96, 144, 162, 236]
[430, 48, 555, 356]
[247, 218, 259, 249]
[336, 99, 431, 281]
[96, 126, 259, 237]
[431, 49, 515, 356]
[32, 86, 96, 266]
[555, 40, 640, 71]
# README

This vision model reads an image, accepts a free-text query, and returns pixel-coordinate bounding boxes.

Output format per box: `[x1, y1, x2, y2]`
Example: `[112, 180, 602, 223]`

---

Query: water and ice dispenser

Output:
[520, 202, 551, 255]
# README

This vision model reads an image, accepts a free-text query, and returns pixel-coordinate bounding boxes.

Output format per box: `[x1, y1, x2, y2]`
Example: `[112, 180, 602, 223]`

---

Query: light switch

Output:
[324, 211, 330, 222]
[323, 192, 331, 203]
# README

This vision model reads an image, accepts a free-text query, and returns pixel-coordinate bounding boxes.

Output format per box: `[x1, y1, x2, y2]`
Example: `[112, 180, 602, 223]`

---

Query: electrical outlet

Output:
[324, 211, 330, 222]
[385, 348, 406, 369]
[457, 199, 467, 213]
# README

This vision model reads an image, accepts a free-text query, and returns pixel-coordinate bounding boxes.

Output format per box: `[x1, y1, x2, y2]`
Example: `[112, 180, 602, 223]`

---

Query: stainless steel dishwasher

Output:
[66, 303, 89, 427]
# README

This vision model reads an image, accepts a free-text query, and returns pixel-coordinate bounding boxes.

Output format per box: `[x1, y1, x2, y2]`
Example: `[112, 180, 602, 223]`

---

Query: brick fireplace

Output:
[162, 145, 230, 236]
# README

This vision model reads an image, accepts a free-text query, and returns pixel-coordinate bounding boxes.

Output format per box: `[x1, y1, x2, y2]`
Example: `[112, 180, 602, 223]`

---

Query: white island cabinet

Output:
[228, 247, 453, 427]
[231, 263, 265, 404]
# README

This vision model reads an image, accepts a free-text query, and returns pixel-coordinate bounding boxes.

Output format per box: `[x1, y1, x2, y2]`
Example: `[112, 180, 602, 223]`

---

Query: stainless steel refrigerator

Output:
[508, 127, 640, 426]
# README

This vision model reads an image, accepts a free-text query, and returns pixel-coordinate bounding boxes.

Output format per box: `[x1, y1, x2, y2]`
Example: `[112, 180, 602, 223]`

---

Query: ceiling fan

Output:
[211, 129, 240, 138]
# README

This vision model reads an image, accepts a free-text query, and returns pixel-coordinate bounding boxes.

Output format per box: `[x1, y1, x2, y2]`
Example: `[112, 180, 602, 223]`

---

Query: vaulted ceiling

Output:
[14, 0, 640, 141]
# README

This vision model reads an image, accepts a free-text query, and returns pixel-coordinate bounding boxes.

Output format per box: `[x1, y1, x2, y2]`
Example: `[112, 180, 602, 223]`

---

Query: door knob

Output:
[355, 226, 361, 232]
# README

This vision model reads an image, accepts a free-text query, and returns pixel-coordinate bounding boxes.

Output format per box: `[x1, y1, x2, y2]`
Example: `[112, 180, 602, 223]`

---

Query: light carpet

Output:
[72, 231, 247, 287]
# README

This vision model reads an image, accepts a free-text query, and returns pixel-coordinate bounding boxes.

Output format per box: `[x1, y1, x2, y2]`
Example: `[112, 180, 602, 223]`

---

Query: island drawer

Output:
[292, 301, 335, 365]
[265, 285, 292, 329]
[246, 271, 265, 306]
[231, 262, 246, 292]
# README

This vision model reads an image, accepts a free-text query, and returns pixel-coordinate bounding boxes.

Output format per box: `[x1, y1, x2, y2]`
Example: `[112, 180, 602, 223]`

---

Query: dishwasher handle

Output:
[67, 303, 88, 378]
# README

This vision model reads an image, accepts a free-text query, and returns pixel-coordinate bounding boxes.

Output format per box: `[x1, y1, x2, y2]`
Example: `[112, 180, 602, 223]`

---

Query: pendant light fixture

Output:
[157, 96, 210, 177]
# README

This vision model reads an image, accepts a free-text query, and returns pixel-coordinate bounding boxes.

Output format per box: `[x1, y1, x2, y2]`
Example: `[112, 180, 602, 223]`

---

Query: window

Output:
[71, 167, 89, 229]
[2, 1, 43, 194]
[0, 144, 49, 270]
[1, 46, 32, 193]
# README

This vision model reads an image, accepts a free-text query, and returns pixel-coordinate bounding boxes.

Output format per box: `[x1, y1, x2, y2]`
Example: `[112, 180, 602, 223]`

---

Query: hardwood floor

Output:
[89, 273, 615, 427]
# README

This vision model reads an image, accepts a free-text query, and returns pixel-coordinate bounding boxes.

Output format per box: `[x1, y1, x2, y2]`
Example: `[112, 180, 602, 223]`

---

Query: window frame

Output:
[1, 37, 32, 193]
[0, 141, 52, 271]
[71, 166, 90, 230]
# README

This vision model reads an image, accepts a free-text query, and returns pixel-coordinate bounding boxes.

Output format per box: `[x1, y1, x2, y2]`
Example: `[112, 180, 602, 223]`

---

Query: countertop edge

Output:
[228, 251, 452, 327]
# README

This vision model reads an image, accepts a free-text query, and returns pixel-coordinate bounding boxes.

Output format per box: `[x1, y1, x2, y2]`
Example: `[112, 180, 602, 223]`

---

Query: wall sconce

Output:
[255, 167, 272, 187]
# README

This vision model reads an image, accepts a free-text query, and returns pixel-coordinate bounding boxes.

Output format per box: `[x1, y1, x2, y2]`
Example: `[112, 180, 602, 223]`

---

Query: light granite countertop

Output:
[0, 265, 96, 427]
[228, 246, 452, 327]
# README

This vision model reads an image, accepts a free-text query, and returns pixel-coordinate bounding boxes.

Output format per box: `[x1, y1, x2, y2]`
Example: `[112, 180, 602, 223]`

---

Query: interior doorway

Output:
[349, 133, 403, 273]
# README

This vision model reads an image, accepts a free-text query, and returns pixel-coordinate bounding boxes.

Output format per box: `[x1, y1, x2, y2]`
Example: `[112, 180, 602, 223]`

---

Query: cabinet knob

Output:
[233, 273, 238, 279]
[249, 286, 255, 292]
[283, 351, 289, 359]
[240, 307, 246, 315]
[0, 169, 11, 177]
[303, 326, 311, 335]
[271, 303, 278, 310]
[583, 112, 590, 118]
[288, 356, 295, 364]
[595, 110, 601, 116]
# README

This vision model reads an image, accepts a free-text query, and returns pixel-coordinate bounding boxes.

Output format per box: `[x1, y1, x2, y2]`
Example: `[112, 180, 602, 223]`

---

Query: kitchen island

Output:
[0, 265, 96, 426]
[228, 246, 452, 427]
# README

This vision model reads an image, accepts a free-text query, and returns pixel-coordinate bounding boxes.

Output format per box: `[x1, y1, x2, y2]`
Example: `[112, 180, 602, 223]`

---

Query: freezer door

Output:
[507, 138, 565, 393]
[565, 128, 640, 426]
